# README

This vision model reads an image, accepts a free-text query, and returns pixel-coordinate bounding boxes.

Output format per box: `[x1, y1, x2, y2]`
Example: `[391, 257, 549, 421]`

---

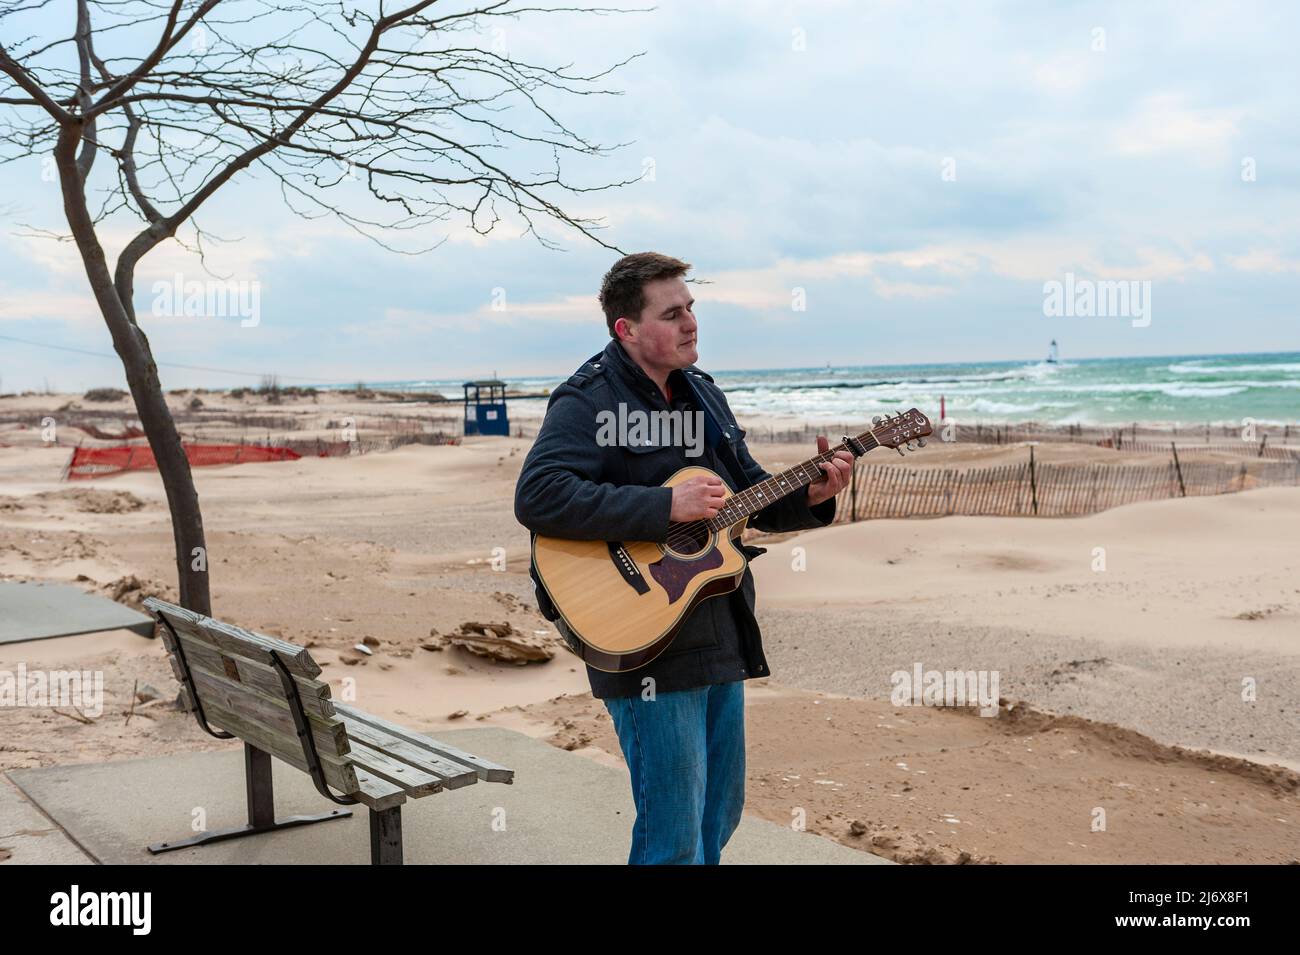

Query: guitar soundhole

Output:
[665, 522, 712, 557]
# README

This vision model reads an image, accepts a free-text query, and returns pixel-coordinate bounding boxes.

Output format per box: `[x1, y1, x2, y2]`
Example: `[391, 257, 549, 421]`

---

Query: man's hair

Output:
[598, 252, 692, 338]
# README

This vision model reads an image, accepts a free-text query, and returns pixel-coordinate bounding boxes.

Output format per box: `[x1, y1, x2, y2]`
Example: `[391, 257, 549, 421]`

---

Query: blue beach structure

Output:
[463, 379, 510, 436]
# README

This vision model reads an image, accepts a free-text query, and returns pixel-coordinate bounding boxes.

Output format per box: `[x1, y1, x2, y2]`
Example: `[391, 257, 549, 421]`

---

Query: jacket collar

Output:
[602, 339, 686, 406]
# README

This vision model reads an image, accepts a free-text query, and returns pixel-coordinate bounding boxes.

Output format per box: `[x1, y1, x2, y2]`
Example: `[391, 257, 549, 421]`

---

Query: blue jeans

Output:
[602, 680, 746, 865]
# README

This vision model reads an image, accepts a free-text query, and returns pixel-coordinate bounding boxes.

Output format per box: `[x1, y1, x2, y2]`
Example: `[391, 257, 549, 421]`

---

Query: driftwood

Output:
[434, 622, 560, 665]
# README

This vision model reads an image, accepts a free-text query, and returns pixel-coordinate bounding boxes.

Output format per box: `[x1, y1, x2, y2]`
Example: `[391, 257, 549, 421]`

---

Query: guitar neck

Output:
[705, 432, 881, 531]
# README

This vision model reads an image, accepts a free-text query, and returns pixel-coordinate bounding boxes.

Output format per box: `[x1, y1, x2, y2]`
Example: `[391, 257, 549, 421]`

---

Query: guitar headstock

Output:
[870, 408, 933, 453]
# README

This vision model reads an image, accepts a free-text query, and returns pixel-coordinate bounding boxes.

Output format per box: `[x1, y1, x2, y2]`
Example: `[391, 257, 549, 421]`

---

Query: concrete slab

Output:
[0, 581, 154, 645]
[0, 776, 95, 864]
[7, 726, 892, 865]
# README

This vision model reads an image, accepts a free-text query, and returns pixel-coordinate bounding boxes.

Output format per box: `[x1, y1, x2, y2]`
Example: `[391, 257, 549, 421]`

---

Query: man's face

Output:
[619, 276, 698, 371]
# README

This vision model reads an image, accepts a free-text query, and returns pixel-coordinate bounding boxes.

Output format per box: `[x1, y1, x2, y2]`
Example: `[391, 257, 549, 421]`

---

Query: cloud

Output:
[0, 284, 101, 326]
[1225, 250, 1300, 273]
[343, 293, 599, 339]
[2, 0, 1299, 389]
[1110, 93, 1240, 159]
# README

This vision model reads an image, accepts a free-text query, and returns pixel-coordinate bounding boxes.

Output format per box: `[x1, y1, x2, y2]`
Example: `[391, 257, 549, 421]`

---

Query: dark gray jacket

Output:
[514, 339, 835, 699]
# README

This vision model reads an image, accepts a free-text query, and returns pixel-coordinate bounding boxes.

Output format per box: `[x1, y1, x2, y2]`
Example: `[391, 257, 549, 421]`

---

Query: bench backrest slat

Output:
[187, 665, 349, 756]
[157, 604, 320, 678]
[146, 598, 359, 795]
[160, 623, 336, 720]
[178, 684, 360, 794]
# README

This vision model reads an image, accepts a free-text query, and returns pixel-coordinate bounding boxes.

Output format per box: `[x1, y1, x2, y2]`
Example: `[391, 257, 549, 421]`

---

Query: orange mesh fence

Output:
[66, 442, 302, 480]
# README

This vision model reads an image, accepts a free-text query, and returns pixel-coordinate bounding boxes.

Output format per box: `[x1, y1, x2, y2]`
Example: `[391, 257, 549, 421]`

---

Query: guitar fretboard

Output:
[705, 432, 881, 531]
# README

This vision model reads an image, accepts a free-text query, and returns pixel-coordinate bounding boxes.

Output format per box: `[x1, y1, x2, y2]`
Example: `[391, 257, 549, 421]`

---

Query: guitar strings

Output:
[660, 430, 876, 552]
[661, 438, 863, 550]
[658, 410, 925, 551]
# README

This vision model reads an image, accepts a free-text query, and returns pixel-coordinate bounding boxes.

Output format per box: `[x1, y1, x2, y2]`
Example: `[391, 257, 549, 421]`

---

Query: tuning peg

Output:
[907, 440, 917, 451]
[917, 437, 927, 447]
[895, 446, 905, 456]
[872, 415, 882, 426]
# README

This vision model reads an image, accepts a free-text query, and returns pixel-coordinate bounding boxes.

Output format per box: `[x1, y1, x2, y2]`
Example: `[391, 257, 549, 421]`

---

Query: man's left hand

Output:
[806, 435, 854, 507]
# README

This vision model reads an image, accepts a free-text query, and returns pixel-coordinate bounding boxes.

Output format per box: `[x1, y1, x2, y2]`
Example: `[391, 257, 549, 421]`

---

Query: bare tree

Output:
[0, 0, 639, 615]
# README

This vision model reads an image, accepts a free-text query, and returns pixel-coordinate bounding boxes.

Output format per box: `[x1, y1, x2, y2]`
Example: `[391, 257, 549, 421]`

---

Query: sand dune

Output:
[1, 395, 1298, 863]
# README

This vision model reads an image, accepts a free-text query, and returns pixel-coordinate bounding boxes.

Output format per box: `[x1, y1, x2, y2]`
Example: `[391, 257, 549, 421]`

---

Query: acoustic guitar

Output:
[533, 408, 933, 672]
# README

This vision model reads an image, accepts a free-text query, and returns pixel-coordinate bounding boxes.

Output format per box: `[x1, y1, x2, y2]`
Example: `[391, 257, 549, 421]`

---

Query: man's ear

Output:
[615, 316, 636, 342]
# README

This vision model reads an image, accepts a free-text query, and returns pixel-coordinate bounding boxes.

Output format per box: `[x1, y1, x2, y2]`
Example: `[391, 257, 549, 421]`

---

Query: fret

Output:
[703, 411, 930, 529]
[706, 431, 877, 531]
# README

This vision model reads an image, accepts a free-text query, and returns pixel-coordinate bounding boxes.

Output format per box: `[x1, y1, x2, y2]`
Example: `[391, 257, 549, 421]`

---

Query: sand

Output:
[1, 390, 1298, 864]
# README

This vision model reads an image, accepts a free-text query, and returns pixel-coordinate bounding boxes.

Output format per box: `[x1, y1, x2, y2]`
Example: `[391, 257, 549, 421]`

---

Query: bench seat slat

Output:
[346, 740, 445, 798]
[341, 719, 478, 790]
[334, 703, 514, 784]
[351, 772, 407, 813]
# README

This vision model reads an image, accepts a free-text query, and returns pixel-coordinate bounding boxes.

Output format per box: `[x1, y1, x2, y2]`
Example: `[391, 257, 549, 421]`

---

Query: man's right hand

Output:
[670, 474, 727, 522]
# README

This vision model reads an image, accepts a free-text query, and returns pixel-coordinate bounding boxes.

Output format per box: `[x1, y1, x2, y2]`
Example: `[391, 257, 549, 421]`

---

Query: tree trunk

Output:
[54, 125, 211, 616]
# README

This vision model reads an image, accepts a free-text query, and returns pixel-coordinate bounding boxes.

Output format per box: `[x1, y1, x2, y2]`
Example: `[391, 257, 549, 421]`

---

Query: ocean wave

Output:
[1031, 381, 1285, 398]
[1169, 361, 1300, 375]
[956, 398, 1050, 415]
[1018, 360, 1077, 380]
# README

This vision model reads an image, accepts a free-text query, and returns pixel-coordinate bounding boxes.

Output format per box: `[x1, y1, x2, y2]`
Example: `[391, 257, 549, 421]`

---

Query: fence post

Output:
[1028, 444, 1039, 515]
[1171, 443, 1186, 497]
[1259, 434, 1268, 458]
[850, 461, 858, 521]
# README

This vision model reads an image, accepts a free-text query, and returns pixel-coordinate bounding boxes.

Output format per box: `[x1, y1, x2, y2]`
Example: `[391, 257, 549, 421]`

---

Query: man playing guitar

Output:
[514, 252, 853, 865]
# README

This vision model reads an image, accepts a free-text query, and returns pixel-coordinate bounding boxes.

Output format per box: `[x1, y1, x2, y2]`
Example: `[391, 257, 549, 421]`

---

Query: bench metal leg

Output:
[147, 743, 353, 854]
[369, 806, 403, 865]
[246, 742, 275, 828]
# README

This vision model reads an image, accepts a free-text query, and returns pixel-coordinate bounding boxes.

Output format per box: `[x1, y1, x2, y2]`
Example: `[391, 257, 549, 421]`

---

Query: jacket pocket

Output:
[621, 439, 685, 486]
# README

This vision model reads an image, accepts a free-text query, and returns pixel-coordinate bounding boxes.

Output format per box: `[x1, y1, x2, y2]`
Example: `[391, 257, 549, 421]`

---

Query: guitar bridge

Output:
[607, 542, 651, 595]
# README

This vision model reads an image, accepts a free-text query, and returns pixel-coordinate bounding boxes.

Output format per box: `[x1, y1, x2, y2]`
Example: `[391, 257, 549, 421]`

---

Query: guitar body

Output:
[532, 466, 749, 673]
[530, 407, 933, 674]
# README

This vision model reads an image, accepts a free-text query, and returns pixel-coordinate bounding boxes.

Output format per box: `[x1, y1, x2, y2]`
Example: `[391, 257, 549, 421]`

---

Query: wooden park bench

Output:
[142, 598, 513, 864]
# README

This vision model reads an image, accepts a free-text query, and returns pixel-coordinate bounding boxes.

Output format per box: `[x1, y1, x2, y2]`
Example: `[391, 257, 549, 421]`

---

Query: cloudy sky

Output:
[1, 0, 1297, 392]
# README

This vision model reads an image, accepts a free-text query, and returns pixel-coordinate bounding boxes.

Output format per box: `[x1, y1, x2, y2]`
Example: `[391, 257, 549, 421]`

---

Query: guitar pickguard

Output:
[647, 546, 724, 604]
